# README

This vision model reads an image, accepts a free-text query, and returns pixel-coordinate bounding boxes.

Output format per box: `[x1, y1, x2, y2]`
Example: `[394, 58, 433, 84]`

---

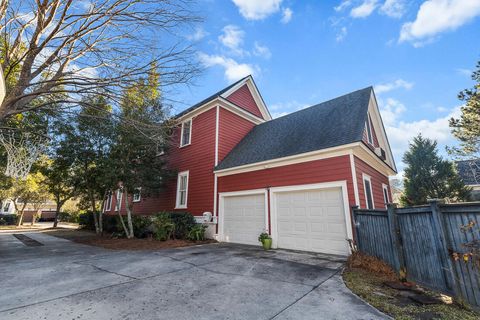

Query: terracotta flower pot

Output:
[262, 238, 272, 250]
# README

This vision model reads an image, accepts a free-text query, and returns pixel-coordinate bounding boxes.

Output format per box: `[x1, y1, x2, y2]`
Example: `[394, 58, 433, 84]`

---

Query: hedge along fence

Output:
[353, 201, 480, 310]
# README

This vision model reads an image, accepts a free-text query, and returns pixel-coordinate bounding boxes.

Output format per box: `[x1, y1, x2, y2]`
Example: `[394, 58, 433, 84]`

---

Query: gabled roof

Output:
[216, 87, 373, 170]
[175, 75, 272, 121]
[456, 159, 480, 185]
[175, 76, 249, 119]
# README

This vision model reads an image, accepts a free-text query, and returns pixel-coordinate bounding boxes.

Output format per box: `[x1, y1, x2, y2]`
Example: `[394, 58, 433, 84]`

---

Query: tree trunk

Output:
[53, 202, 63, 228]
[124, 187, 134, 239]
[16, 202, 27, 226]
[99, 190, 109, 234]
[90, 192, 100, 234]
[114, 190, 129, 237]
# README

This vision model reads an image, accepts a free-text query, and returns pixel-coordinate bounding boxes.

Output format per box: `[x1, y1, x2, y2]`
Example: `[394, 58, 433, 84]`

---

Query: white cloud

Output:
[379, 98, 406, 126]
[383, 104, 461, 170]
[400, 0, 480, 44]
[187, 27, 208, 41]
[380, 0, 406, 18]
[456, 68, 472, 77]
[198, 53, 256, 82]
[336, 26, 348, 42]
[232, 0, 282, 20]
[375, 79, 414, 94]
[335, 0, 353, 12]
[253, 42, 272, 59]
[350, 0, 379, 18]
[281, 7, 293, 23]
[218, 25, 245, 55]
[436, 106, 449, 112]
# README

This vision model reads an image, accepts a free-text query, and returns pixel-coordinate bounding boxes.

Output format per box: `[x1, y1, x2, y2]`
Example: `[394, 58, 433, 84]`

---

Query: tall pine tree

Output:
[401, 135, 470, 206]
[449, 60, 480, 157]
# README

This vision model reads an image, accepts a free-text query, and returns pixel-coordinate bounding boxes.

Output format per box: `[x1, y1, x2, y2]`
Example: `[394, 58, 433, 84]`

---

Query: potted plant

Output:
[258, 231, 272, 250]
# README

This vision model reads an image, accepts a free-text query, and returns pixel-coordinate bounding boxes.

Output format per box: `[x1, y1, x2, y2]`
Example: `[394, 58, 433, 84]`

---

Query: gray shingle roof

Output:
[216, 87, 373, 170]
[456, 159, 480, 185]
[175, 76, 249, 119]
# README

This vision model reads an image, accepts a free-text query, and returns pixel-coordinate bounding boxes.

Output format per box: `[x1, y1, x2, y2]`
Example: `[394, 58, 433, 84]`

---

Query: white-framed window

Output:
[133, 188, 141, 202]
[104, 192, 113, 212]
[180, 119, 192, 147]
[363, 174, 374, 209]
[175, 171, 189, 208]
[382, 183, 390, 208]
[115, 189, 123, 211]
[365, 113, 374, 145]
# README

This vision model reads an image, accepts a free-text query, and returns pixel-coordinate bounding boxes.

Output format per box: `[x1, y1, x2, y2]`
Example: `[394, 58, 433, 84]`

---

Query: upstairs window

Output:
[180, 119, 192, 147]
[176, 171, 189, 208]
[363, 174, 374, 209]
[133, 188, 141, 202]
[365, 113, 373, 145]
[115, 189, 123, 211]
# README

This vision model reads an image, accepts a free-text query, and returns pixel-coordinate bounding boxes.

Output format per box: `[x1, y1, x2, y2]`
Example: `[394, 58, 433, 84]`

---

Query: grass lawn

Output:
[42, 228, 216, 250]
[343, 267, 479, 320]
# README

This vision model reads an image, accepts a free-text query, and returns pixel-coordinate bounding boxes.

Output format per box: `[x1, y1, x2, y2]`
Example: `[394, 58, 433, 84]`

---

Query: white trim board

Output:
[269, 181, 353, 254]
[350, 153, 360, 206]
[214, 142, 396, 177]
[176, 96, 266, 125]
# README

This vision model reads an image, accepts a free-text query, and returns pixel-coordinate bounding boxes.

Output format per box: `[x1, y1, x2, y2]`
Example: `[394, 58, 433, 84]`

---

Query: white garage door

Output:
[274, 187, 349, 255]
[222, 193, 266, 245]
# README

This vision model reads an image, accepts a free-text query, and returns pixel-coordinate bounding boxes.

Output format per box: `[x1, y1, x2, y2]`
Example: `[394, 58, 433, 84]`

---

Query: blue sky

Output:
[171, 0, 480, 176]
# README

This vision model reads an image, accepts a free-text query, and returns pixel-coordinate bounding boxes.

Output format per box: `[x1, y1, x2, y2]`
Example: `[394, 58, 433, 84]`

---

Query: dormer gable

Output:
[175, 75, 271, 124]
[220, 76, 271, 120]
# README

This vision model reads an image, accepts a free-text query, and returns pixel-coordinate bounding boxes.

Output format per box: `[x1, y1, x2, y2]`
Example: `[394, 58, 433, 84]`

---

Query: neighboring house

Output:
[456, 159, 480, 201]
[0, 199, 57, 222]
[104, 75, 397, 255]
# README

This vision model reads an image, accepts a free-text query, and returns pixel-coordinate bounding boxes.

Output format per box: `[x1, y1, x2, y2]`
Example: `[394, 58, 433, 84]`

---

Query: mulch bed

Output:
[343, 253, 479, 320]
[42, 228, 217, 250]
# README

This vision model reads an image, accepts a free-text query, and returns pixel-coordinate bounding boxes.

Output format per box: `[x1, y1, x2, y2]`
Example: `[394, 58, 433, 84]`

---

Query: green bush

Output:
[151, 213, 174, 241]
[132, 215, 152, 238]
[168, 212, 196, 239]
[78, 211, 95, 230]
[103, 215, 124, 234]
[0, 214, 18, 225]
[187, 224, 207, 241]
[58, 211, 81, 223]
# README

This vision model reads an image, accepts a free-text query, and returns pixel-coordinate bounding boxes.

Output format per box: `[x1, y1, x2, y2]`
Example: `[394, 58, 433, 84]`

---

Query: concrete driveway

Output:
[0, 232, 388, 320]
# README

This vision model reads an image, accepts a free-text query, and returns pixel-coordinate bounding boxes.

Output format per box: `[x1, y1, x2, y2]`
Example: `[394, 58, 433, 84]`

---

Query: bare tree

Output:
[0, 0, 200, 124]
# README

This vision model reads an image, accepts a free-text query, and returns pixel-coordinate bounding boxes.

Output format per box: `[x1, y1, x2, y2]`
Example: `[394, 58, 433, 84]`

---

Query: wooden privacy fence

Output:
[353, 201, 480, 309]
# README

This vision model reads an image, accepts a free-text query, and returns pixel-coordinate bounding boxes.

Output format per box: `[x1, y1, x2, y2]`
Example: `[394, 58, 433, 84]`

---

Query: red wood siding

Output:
[218, 107, 256, 162]
[106, 107, 217, 216]
[354, 156, 391, 209]
[225, 84, 264, 118]
[218, 155, 356, 208]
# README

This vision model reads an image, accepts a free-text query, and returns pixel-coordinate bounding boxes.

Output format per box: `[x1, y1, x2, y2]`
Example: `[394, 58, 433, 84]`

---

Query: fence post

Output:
[387, 203, 405, 275]
[428, 199, 463, 299]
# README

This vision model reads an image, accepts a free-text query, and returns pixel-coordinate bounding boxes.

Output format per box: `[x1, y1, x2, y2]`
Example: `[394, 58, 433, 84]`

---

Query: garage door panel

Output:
[275, 187, 349, 255]
[223, 193, 265, 246]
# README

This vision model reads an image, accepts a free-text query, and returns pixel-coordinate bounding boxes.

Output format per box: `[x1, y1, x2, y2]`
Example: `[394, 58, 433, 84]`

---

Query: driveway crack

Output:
[269, 268, 342, 320]
[76, 262, 139, 280]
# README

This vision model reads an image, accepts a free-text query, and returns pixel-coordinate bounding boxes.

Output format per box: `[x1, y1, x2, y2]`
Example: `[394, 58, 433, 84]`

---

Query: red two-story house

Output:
[105, 75, 397, 255]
